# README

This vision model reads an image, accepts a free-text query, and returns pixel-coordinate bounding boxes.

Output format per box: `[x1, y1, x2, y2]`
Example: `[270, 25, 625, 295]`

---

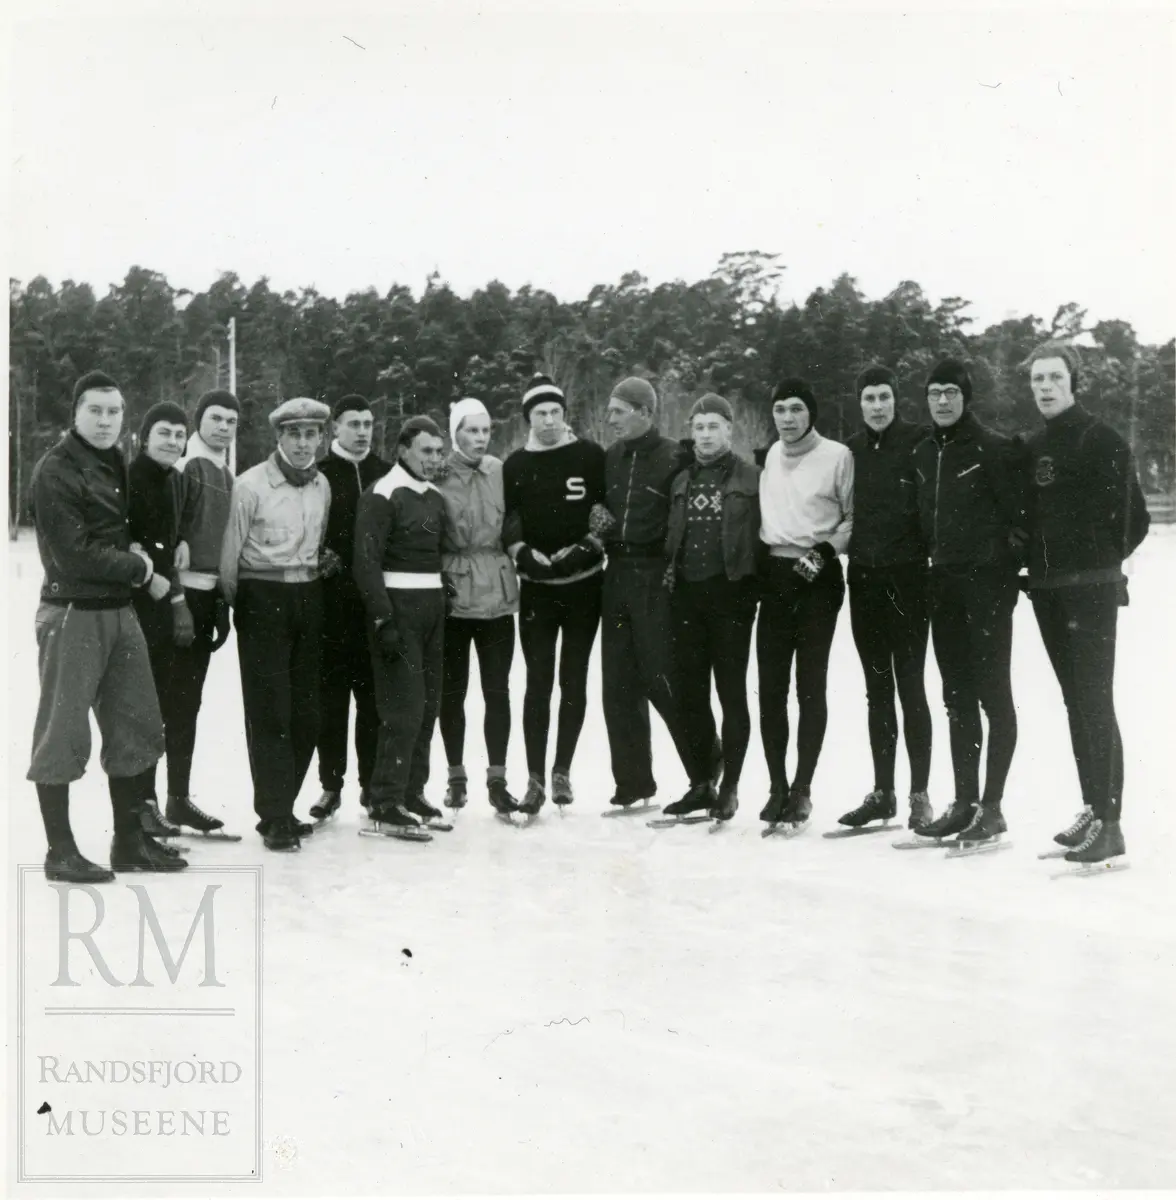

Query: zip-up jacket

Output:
[30, 431, 150, 607]
[913, 411, 1028, 569]
[665, 452, 761, 582]
[604, 428, 693, 555]
[128, 452, 184, 598]
[319, 445, 391, 611]
[353, 462, 447, 625]
[1026, 405, 1150, 588]
[846, 417, 928, 569]
[437, 452, 519, 619]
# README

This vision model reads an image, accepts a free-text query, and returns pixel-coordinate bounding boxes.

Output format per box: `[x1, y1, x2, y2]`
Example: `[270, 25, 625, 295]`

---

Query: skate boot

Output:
[551, 770, 574, 809]
[517, 776, 546, 820]
[783, 785, 812, 826]
[260, 816, 301, 853]
[141, 797, 183, 838]
[908, 791, 933, 829]
[309, 791, 341, 822]
[709, 741, 724, 792]
[914, 797, 976, 840]
[165, 794, 241, 841]
[837, 789, 897, 827]
[608, 786, 657, 810]
[444, 773, 468, 810]
[710, 786, 738, 822]
[946, 802, 1009, 857]
[1054, 805, 1095, 848]
[1064, 818, 1126, 866]
[110, 828, 189, 873]
[401, 793, 452, 831]
[760, 788, 790, 824]
[45, 847, 116, 884]
[488, 778, 519, 816]
[360, 788, 373, 814]
[664, 782, 717, 818]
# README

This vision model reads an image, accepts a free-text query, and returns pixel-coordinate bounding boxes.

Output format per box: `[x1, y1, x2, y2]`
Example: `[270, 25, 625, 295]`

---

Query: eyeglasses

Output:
[927, 386, 962, 401]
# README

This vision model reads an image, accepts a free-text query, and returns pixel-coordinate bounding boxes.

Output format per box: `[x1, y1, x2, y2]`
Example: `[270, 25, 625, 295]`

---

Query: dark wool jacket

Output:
[912, 412, 1028, 570]
[320, 446, 392, 571]
[1026, 405, 1150, 588]
[665, 451, 761, 582]
[353, 461, 447, 625]
[846, 418, 929, 569]
[604, 428, 693, 555]
[128, 453, 184, 594]
[31, 432, 150, 607]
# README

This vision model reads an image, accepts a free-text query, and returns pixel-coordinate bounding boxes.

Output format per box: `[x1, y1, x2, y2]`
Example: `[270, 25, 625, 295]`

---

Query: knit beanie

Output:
[332, 393, 371, 420]
[855, 364, 897, 397]
[924, 358, 973, 406]
[449, 397, 491, 442]
[690, 393, 734, 423]
[397, 414, 443, 448]
[771, 377, 818, 431]
[194, 389, 241, 429]
[139, 401, 188, 444]
[521, 374, 565, 422]
[1026, 340, 1081, 393]
[610, 376, 658, 414]
[72, 369, 120, 410]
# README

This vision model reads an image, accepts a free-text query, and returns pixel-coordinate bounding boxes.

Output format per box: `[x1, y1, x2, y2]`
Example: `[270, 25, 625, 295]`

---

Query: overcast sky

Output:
[8, 3, 1175, 342]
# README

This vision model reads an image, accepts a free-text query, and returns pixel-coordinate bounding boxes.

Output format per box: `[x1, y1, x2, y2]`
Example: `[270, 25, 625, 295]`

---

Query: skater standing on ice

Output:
[1022, 341, 1149, 869]
[502, 374, 607, 819]
[169, 389, 240, 838]
[437, 398, 522, 817]
[911, 358, 1027, 852]
[839, 366, 934, 834]
[756, 379, 854, 833]
[310, 395, 390, 824]
[220, 398, 332, 852]
[27, 371, 186, 881]
[353, 416, 449, 839]
[600, 376, 702, 813]
[659, 394, 761, 824]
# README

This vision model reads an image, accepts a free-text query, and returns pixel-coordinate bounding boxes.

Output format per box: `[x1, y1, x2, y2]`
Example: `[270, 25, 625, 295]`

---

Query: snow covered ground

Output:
[6, 530, 1175, 1193]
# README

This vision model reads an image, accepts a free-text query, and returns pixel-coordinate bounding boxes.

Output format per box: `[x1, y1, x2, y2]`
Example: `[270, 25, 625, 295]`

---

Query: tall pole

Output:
[228, 318, 237, 393]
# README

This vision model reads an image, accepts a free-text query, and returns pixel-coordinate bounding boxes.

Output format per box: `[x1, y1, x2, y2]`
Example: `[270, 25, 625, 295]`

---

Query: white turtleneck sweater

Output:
[759, 430, 854, 558]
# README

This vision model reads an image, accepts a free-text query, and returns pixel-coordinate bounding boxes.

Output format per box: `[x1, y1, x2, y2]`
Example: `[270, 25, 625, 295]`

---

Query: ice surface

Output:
[6, 531, 1175, 1192]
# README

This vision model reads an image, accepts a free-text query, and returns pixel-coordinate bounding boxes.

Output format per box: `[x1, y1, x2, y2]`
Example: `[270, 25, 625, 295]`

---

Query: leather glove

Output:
[547, 538, 603, 578]
[793, 542, 835, 583]
[210, 597, 232, 651]
[319, 547, 343, 579]
[375, 617, 401, 659]
[171, 598, 196, 647]
[588, 503, 616, 539]
[514, 545, 555, 580]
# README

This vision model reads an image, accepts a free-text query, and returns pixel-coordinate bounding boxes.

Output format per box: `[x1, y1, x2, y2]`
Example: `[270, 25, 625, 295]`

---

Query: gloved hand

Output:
[210, 597, 232, 651]
[588, 503, 616, 539]
[319, 547, 343, 579]
[174, 540, 191, 571]
[514, 545, 555, 580]
[793, 542, 836, 583]
[375, 618, 401, 659]
[443, 574, 459, 608]
[147, 573, 172, 601]
[547, 538, 604, 577]
[172, 598, 196, 647]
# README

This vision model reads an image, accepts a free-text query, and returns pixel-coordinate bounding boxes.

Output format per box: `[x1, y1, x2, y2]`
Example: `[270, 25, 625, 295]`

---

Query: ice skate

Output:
[309, 791, 341, 824]
[515, 776, 546, 826]
[140, 797, 183, 839]
[1052, 818, 1129, 878]
[551, 770, 575, 815]
[945, 803, 1011, 858]
[663, 782, 716, 818]
[604, 785, 659, 818]
[707, 786, 738, 832]
[165, 794, 242, 842]
[110, 828, 189, 873]
[1052, 805, 1095, 849]
[444, 775, 469, 810]
[488, 777, 519, 819]
[401, 794, 453, 832]
[260, 817, 301, 853]
[647, 812, 714, 829]
[763, 785, 812, 838]
[826, 789, 897, 838]
[360, 805, 433, 843]
[908, 791, 933, 829]
[44, 847, 116, 884]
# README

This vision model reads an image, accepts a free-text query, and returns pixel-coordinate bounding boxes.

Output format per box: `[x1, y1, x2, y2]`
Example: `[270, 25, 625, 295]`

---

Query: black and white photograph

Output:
[4, 0, 1175, 1193]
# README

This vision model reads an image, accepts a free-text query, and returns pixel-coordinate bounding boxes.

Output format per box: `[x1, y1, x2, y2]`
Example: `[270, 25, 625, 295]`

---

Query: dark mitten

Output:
[547, 538, 604, 578]
[211, 597, 231, 651]
[376, 619, 401, 659]
[588, 503, 616, 539]
[171, 599, 196, 648]
[514, 545, 556, 581]
[319, 547, 343, 579]
[793, 542, 835, 583]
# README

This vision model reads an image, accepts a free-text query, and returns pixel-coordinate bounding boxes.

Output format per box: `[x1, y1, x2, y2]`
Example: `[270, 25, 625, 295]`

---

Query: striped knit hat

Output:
[521, 374, 565, 422]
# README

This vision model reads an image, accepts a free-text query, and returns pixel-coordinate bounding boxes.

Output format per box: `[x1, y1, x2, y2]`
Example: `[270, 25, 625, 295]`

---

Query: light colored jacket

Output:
[437, 452, 519, 620]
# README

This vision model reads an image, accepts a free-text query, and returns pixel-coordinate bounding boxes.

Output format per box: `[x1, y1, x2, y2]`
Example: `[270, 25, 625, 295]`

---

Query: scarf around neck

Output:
[525, 429, 577, 453]
[274, 447, 319, 488]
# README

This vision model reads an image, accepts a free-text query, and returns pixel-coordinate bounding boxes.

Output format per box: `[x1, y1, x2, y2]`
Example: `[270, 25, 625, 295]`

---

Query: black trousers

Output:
[163, 588, 221, 797]
[518, 576, 601, 779]
[602, 560, 695, 797]
[671, 576, 757, 788]
[929, 564, 1019, 808]
[440, 614, 516, 769]
[847, 562, 933, 794]
[368, 589, 445, 807]
[317, 584, 379, 793]
[1031, 583, 1123, 821]
[133, 595, 183, 801]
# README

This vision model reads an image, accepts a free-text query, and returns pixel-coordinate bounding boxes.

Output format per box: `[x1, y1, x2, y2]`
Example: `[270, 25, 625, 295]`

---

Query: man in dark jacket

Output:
[660, 394, 759, 822]
[27, 371, 187, 881]
[1024, 341, 1149, 868]
[840, 366, 933, 832]
[311, 394, 390, 822]
[600, 376, 702, 811]
[912, 358, 1028, 850]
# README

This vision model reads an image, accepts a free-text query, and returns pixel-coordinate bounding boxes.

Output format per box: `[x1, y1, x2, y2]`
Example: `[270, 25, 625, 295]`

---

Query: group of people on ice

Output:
[26, 341, 1149, 881]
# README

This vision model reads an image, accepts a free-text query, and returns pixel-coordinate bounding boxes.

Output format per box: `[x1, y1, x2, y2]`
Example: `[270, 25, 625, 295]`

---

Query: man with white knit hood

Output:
[756, 378, 854, 830]
[436, 397, 521, 817]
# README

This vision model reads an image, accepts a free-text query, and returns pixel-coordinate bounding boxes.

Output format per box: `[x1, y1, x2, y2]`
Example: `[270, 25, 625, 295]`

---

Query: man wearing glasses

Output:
[911, 359, 1027, 852]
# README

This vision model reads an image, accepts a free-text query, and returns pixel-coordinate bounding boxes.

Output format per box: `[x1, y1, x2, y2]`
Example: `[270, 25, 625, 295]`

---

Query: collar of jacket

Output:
[329, 439, 371, 464]
[176, 430, 233, 474]
[1041, 403, 1084, 433]
[448, 449, 491, 475]
[131, 450, 176, 483]
[689, 448, 735, 478]
[933, 410, 977, 448]
[620, 426, 661, 456]
[864, 416, 911, 448]
[66, 429, 124, 472]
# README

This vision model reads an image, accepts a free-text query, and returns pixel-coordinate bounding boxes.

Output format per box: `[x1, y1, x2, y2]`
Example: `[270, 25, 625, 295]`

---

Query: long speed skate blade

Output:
[1051, 857, 1130, 880]
[423, 820, 454, 833]
[945, 838, 1012, 859]
[647, 814, 712, 829]
[761, 821, 807, 839]
[602, 802, 661, 819]
[1037, 846, 1072, 860]
[174, 829, 243, 843]
[823, 822, 896, 839]
[358, 824, 433, 843]
[892, 835, 946, 850]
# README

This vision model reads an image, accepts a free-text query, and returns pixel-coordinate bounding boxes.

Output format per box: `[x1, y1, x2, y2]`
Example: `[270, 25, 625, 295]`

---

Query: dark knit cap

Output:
[924, 358, 973, 406]
[521, 373, 566, 422]
[1026, 340, 1081, 393]
[195, 389, 240, 428]
[72, 370, 120, 409]
[139, 401, 188, 444]
[610, 376, 658, 414]
[690, 393, 734, 423]
[397, 415, 443, 447]
[332, 393, 371, 419]
[771, 377, 818, 430]
[855, 364, 897, 397]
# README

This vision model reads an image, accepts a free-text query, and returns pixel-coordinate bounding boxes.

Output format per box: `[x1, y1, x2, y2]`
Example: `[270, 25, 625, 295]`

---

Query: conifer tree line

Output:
[9, 251, 1174, 526]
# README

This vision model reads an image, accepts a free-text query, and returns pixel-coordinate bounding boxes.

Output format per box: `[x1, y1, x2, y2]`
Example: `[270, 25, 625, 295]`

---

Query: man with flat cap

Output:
[311, 394, 390, 823]
[220, 397, 333, 852]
